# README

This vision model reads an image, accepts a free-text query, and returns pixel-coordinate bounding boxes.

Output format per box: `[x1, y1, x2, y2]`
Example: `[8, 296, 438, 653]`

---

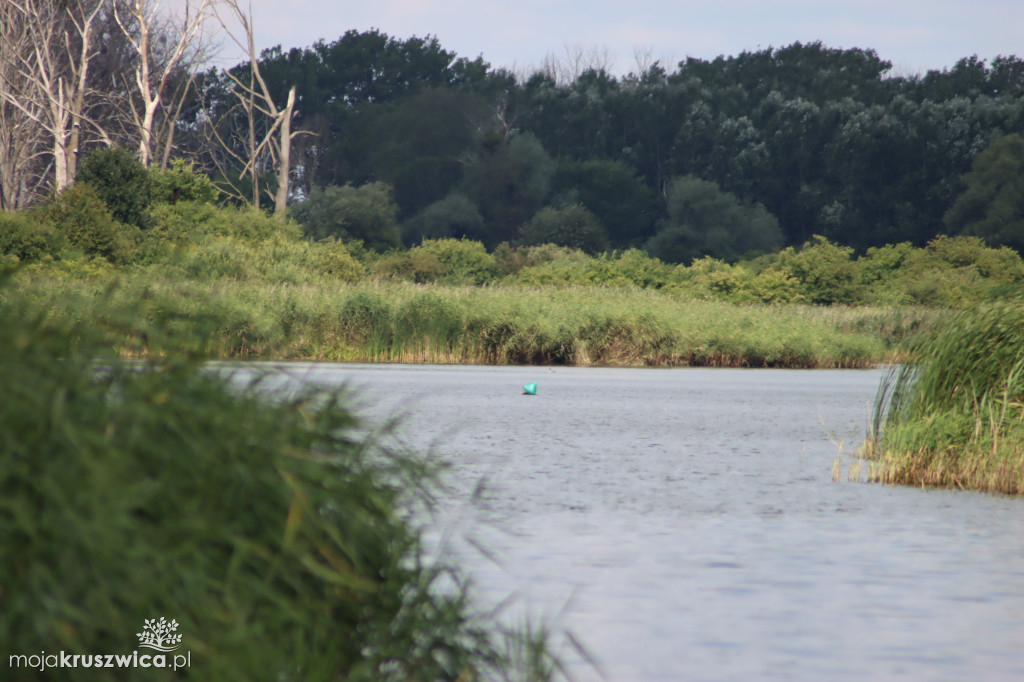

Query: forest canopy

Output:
[3, 1, 1024, 262]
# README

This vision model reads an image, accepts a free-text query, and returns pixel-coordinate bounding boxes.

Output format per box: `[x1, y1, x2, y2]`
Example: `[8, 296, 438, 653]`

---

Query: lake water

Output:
[227, 363, 1024, 681]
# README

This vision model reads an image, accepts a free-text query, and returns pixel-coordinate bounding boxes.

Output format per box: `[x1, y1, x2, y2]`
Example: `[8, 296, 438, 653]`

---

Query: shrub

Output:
[371, 250, 446, 283]
[770, 235, 861, 304]
[493, 242, 589, 277]
[38, 185, 139, 264]
[410, 238, 499, 284]
[76, 145, 153, 229]
[305, 238, 365, 282]
[668, 256, 749, 300]
[143, 202, 300, 262]
[149, 158, 219, 205]
[0, 211, 63, 262]
[748, 269, 805, 303]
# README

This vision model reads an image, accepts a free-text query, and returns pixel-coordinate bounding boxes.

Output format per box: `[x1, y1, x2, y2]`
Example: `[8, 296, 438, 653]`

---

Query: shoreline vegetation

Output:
[0, 280, 571, 681]
[3, 161, 1018, 372]
[862, 302, 1024, 496]
[8, 273, 937, 369]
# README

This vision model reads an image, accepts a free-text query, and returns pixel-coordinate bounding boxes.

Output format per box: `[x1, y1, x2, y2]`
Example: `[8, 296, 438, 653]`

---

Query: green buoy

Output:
[522, 382, 537, 395]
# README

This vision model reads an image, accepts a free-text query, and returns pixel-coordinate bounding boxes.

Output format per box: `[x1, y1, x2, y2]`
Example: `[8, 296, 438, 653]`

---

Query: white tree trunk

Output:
[274, 86, 296, 219]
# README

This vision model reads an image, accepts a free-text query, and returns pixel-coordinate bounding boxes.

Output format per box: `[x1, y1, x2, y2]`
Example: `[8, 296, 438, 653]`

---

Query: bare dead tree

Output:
[0, 0, 105, 194]
[0, 2, 45, 208]
[211, 0, 296, 219]
[536, 43, 615, 86]
[113, 0, 215, 167]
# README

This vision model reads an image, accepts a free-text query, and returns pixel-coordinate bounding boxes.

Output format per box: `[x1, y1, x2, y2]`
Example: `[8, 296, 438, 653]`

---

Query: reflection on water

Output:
[226, 363, 1024, 682]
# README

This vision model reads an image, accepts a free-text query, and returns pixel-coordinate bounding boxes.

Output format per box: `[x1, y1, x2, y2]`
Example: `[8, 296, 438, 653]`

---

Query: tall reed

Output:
[0, 282, 562, 680]
[7, 272, 906, 369]
[864, 302, 1024, 494]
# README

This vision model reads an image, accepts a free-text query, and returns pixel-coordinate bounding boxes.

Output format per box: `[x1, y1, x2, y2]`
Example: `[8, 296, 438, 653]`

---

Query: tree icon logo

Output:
[137, 617, 183, 652]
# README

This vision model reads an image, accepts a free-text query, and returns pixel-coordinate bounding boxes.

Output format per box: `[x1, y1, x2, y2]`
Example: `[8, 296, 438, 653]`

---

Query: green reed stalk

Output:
[864, 302, 1024, 494]
[6, 272, 913, 368]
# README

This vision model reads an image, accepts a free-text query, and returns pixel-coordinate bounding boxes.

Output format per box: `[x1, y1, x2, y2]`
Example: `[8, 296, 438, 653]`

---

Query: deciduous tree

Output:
[112, 0, 216, 169]
[945, 133, 1024, 253]
[209, 0, 296, 219]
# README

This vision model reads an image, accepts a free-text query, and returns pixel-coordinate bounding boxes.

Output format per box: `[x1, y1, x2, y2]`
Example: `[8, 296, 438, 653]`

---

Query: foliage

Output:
[493, 242, 591, 277]
[75, 146, 153, 229]
[412, 237, 499, 284]
[0, 290, 553, 680]
[518, 204, 609, 253]
[373, 238, 498, 285]
[647, 175, 783, 263]
[868, 235, 1024, 306]
[460, 133, 555, 247]
[291, 183, 401, 250]
[509, 248, 674, 289]
[38, 185, 139, 264]
[149, 158, 220, 205]
[769, 236, 861, 304]
[550, 159, 657, 246]
[0, 211, 63, 263]
[402, 193, 484, 244]
[371, 249, 447, 284]
[365, 89, 486, 218]
[148, 201, 300, 243]
[945, 133, 1024, 252]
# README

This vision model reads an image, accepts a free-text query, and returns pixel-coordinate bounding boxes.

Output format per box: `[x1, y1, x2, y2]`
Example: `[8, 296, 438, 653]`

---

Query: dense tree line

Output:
[193, 35, 1024, 261]
[4, 3, 1024, 263]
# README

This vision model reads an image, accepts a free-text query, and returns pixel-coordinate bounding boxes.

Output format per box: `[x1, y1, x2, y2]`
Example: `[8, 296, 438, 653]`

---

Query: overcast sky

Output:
[199, 0, 1023, 77]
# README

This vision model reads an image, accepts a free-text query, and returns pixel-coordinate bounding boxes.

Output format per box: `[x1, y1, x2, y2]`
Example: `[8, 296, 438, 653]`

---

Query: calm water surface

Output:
[230, 363, 1024, 682]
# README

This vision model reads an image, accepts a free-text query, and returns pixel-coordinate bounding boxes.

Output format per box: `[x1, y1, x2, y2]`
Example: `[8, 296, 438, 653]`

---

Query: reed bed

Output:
[863, 302, 1024, 495]
[0, 285, 565, 681]
[4, 273, 911, 368]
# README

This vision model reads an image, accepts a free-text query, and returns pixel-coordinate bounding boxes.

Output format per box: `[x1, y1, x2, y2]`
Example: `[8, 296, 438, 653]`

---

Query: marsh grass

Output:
[863, 302, 1024, 494]
[5, 272, 914, 368]
[0, 285, 564, 681]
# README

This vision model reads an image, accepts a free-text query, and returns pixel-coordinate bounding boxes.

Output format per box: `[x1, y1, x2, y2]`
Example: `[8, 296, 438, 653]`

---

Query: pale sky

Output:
[195, 0, 1023, 77]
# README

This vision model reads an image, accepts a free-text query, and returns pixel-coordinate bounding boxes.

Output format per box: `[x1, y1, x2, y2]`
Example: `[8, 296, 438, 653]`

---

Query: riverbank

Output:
[5, 273, 938, 368]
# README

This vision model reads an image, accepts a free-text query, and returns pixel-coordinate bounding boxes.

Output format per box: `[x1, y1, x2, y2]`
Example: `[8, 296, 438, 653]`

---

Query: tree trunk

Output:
[274, 86, 296, 220]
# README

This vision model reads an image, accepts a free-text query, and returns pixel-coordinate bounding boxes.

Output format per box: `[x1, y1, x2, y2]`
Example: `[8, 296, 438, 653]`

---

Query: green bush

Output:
[39, 185, 139, 264]
[149, 158, 219, 205]
[371, 249, 447, 283]
[870, 235, 1024, 306]
[0, 211, 63, 262]
[493, 242, 590, 277]
[410, 238, 499, 284]
[769, 236, 861, 304]
[76, 145, 153, 229]
[305, 238, 365, 282]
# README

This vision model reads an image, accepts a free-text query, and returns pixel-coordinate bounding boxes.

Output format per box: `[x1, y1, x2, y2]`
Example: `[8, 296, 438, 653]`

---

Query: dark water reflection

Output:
[227, 363, 1024, 682]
